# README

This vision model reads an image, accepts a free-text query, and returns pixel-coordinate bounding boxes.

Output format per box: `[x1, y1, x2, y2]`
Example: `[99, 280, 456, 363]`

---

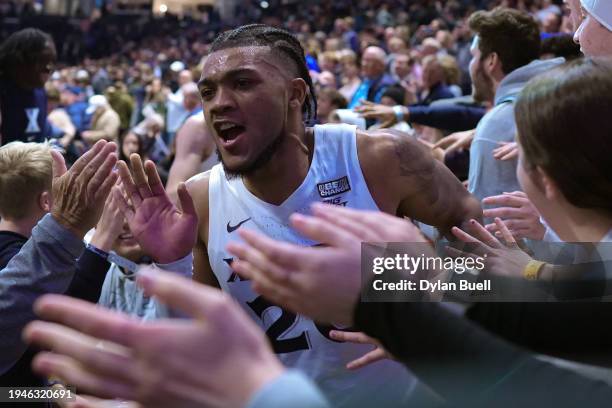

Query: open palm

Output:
[115, 155, 198, 264]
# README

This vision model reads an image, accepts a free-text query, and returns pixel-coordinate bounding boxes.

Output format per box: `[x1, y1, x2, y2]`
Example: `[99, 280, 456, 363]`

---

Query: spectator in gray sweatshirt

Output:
[465, 8, 564, 222]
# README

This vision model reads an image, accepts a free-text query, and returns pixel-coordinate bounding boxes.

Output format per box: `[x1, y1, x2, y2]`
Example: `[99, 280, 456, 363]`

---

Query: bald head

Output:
[181, 81, 201, 111]
[178, 69, 194, 86]
[361, 46, 387, 78]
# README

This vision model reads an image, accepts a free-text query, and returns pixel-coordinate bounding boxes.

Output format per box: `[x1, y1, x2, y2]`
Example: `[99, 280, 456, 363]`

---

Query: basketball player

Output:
[117, 24, 481, 407]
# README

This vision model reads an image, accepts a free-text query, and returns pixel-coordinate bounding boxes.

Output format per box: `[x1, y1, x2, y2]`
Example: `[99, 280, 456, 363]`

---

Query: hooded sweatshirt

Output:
[468, 58, 565, 222]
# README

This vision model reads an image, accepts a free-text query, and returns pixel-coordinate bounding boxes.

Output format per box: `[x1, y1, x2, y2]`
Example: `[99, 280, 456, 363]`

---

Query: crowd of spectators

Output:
[1, 0, 581, 184]
[3, 0, 611, 407]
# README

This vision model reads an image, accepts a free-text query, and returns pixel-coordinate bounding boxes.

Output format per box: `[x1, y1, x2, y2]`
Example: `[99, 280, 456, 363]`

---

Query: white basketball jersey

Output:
[208, 124, 417, 407]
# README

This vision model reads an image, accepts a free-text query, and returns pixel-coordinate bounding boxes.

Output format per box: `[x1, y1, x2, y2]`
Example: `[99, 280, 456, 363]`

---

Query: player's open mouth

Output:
[214, 122, 245, 147]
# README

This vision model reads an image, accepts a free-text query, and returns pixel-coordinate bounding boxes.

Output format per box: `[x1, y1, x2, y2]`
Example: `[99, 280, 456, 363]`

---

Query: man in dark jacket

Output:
[0, 28, 56, 145]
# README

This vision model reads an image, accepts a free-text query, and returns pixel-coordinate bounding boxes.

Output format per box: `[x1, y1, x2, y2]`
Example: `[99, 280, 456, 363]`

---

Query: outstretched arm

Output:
[358, 129, 482, 238]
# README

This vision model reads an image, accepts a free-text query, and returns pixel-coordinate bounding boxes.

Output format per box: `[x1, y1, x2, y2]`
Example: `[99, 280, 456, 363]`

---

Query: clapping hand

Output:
[50, 140, 118, 238]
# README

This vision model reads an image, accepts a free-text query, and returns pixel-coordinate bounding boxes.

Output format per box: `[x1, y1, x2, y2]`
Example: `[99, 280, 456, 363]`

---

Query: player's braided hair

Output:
[0, 28, 52, 81]
[210, 24, 317, 124]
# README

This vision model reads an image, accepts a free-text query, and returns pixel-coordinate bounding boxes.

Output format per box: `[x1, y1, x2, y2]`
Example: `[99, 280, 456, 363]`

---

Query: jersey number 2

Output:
[246, 296, 311, 354]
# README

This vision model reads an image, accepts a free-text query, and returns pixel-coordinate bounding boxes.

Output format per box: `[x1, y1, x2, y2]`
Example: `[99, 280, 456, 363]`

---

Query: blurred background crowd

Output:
[0, 0, 580, 184]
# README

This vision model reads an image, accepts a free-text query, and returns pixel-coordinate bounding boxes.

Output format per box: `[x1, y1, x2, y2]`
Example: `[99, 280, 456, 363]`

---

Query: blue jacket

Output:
[409, 103, 486, 132]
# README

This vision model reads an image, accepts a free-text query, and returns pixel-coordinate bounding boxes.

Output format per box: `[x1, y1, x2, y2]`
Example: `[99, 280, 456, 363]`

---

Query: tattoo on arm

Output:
[392, 135, 434, 180]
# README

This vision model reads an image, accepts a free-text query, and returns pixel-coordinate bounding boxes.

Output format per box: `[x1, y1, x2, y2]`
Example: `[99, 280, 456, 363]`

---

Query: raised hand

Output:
[24, 271, 284, 408]
[227, 204, 430, 326]
[450, 218, 533, 278]
[51, 140, 118, 238]
[90, 182, 125, 252]
[482, 191, 545, 240]
[354, 100, 398, 127]
[493, 141, 519, 161]
[432, 129, 475, 155]
[114, 154, 198, 264]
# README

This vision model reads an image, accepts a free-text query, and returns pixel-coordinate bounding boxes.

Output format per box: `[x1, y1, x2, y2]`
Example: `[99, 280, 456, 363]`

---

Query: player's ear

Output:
[289, 78, 307, 110]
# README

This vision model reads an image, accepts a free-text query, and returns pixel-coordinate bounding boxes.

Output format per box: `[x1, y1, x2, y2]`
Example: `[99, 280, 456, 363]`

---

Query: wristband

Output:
[85, 242, 109, 260]
[392, 105, 404, 122]
[523, 260, 545, 280]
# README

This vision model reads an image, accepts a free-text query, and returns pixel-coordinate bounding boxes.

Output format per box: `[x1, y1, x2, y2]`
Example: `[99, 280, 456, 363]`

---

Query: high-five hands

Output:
[451, 218, 533, 278]
[51, 140, 119, 238]
[114, 154, 198, 264]
[227, 204, 429, 326]
[24, 271, 285, 408]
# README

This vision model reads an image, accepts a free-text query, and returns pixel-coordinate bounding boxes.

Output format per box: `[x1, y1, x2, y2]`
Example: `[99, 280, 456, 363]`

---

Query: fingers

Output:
[79, 142, 118, 181]
[113, 186, 135, 220]
[445, 139, 464, 154]
[144, 160, 165, 196]
[104, 179, 121, 209]
[227, 241, 292, 283]
[445, 245, 481, 261]
[31, 352, 136, 401]
[329, 330, 376, 344]
[117, 161, 141, 207]
[355, 100, 374, 110]
[500, 149, 518, 161]
[358, 110, 375, 119]
[493, 142, 518, 161]
[494, 217, 518, 247]
[485, 219, 530, 234]
[494, 228, 531, 240]
[130, 154, 152, 199]
[70, 140, 107, 175]
[492, 142, 510, 156]
[24, 321, 139, 386]
[451, 225, 483, 246]
[482, 193, 525, 208]
[379, 119, 396, 128]
[482, 206, 522, 219]
[90, 153, 118, 202]
[177, 182, 197, 216]
[465, 219, 501, 248]
[32, 295, 141, 348]
[504, 191, 527, 198]
[231, 259, 297, 307]
[309, 204, 380, 242]
[51, 149, 68, 179]
[136, 268, 224, 321]
[290, 212, 363, 248]
[346, 348, 388, 370]
[432, 135, 455, 150]
[234, 229, 303, 270]
[310, 204, 423, 243]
